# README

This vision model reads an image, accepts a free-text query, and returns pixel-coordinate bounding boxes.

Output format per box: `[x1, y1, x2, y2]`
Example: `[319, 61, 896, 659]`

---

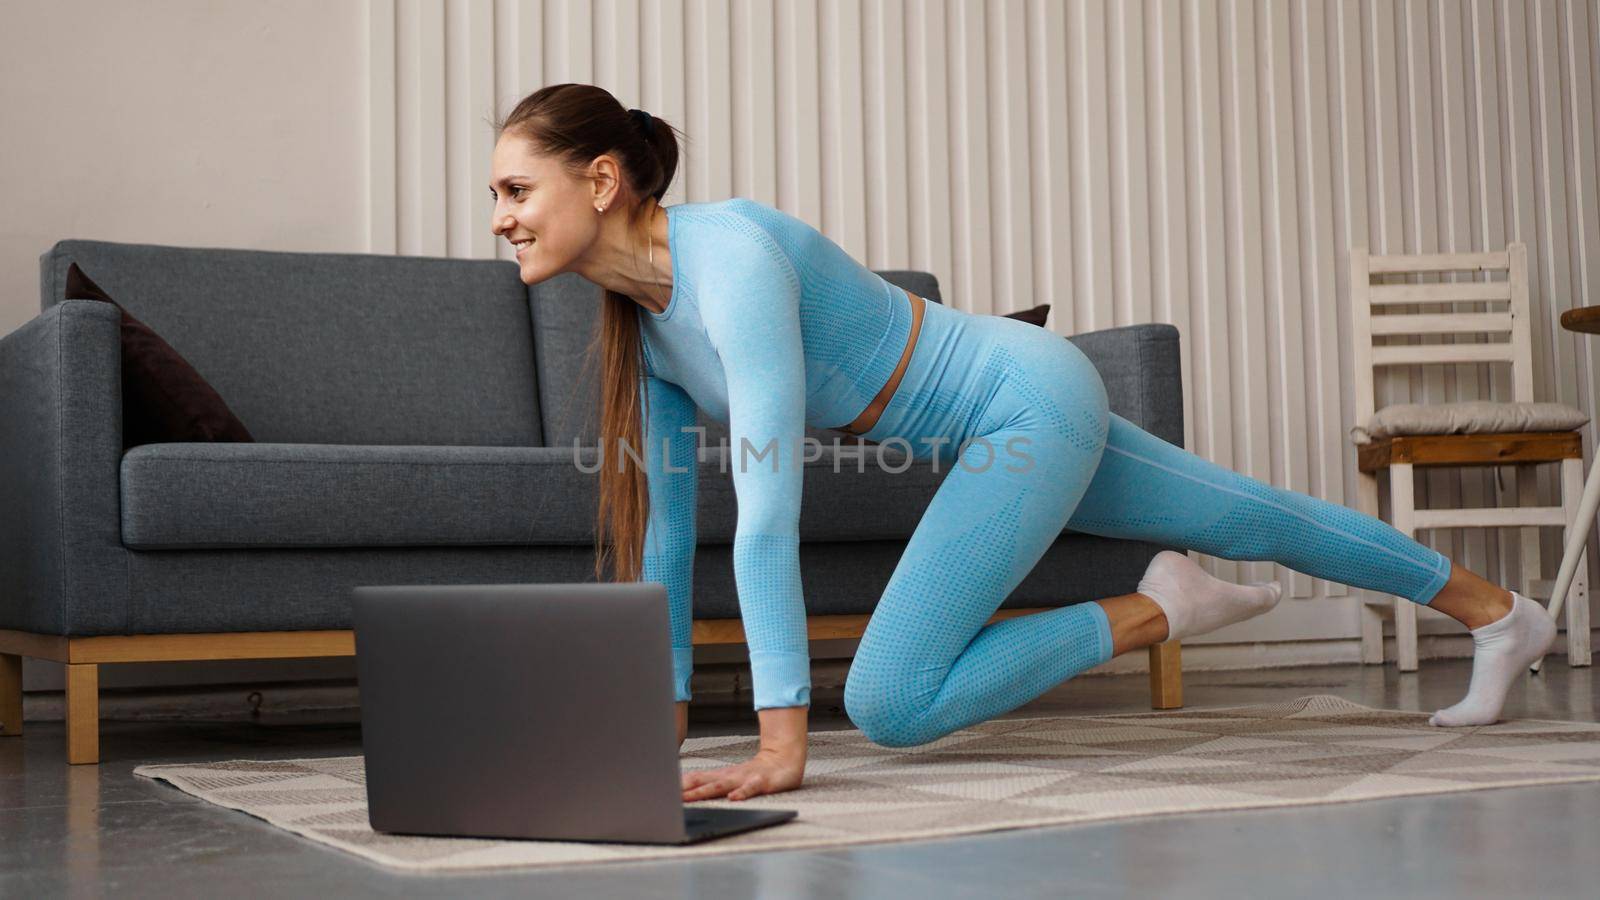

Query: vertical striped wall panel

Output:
[369, 0, 1600, 641]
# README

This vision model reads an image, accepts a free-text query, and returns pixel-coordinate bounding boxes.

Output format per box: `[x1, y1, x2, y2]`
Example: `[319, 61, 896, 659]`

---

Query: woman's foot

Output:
[1428, 591, 1556, 727]
[1136, 550, 1283, 642]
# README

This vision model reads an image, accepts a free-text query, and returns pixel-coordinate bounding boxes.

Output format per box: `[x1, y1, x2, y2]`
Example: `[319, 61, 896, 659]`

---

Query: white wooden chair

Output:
[1348, 243, 1591, 671]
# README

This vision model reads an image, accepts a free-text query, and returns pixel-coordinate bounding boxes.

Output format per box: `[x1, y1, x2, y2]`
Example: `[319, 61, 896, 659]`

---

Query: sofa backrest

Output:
[530, 269, 945, 447]
[40, 240, 543, 446]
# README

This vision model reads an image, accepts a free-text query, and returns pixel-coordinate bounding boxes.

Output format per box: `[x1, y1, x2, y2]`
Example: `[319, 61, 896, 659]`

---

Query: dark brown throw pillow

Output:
[63, 262, 255, 450]
[1002, 303, 1051, 327]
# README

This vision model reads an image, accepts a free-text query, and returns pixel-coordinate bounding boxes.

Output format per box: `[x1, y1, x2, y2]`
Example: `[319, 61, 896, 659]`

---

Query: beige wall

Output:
[0, 0, 368, 338]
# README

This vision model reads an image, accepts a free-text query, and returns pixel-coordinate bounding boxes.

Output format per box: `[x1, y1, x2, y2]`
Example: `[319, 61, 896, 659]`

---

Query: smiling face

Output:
[489, 133, 614, 285]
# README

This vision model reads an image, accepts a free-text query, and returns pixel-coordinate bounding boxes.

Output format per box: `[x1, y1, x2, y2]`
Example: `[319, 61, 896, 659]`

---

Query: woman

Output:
[488, 84, 1556, 804]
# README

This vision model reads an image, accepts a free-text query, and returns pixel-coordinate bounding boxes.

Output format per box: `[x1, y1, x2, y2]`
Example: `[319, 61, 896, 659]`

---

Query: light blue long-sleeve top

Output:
[637, 197, 917, 710]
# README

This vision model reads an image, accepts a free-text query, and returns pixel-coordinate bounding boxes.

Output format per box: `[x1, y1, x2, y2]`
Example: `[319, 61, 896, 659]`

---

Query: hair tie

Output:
[628, 107, 656, 139]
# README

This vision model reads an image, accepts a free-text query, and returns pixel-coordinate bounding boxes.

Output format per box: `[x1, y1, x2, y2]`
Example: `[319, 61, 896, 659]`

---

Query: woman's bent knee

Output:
[843, 673, 941, 748]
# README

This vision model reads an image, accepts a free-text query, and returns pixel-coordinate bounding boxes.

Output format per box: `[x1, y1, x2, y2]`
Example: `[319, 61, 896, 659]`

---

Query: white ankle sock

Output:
[1136, 550, 1283, 642]
[1428, 591, 1556, 727]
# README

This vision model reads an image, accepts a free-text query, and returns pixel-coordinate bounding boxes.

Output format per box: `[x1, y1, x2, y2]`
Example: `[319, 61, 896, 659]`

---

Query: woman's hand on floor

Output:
[681, 704, 809, 801]
[681, 745, 806, 801]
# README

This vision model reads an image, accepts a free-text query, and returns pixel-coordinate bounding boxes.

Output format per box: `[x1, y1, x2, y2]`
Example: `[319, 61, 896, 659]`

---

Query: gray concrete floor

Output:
[3, 659, 1599, 899]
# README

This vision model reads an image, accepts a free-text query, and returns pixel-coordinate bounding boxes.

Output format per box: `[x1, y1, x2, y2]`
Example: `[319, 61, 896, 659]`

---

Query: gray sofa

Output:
[0, 238, 1188, 764]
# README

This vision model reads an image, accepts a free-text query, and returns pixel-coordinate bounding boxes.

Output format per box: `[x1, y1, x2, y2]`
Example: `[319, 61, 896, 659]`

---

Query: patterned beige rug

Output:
[133, 695, 1600, 872]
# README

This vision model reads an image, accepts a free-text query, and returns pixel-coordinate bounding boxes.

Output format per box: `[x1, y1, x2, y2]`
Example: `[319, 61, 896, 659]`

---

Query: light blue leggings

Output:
[842, 299, 1451, 748]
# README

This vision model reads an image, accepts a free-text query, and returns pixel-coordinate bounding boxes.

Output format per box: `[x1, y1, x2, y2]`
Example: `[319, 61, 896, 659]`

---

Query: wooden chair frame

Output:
[1348, 243, 1590, 671]
[0, 616, 1183, 765]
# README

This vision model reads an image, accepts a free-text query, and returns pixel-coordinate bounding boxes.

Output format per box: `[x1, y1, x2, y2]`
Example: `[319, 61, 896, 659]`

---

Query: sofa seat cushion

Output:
[1350, 400, 1590, 444]
[120, 441, 975, 549]
[83, 535, 1160, 636]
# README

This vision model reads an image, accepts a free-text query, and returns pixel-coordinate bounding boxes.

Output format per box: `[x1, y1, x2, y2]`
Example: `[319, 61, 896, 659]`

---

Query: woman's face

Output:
[489, 135, 606, 285]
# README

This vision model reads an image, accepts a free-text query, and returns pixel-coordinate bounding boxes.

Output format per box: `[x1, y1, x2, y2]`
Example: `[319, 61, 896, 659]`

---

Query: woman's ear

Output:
[588, 153, 625, 209]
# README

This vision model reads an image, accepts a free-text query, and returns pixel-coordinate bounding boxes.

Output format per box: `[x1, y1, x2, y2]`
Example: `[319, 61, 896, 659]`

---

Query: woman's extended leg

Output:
[1068, 414, 1451, 601]
[1066, 413, 1556, 725]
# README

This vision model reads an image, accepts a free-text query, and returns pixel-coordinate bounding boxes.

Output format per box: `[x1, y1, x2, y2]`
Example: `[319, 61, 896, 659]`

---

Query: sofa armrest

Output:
[1065, 323, 1184, 448]
[0, 300, 129, 635]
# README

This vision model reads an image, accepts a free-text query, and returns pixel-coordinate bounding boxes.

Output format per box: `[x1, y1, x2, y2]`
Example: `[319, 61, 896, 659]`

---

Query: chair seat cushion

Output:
[1351, 400, 1589, 444]
[119, 441, 977, 549]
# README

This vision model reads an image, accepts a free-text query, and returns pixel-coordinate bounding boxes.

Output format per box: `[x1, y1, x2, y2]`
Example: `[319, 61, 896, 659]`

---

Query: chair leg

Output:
[1391, 463, 1419, 672]
[1561, 458, 1592, 666]
[1148, 641, 1182, 709]
[1, 654, 22, 736]
[1359, 604, 1385, 664]
[1393, 596, 1418, 672]
[1517, 463, 1544, 597]
[1355, 470, 1386, 664]
[66, 664, 99, 765]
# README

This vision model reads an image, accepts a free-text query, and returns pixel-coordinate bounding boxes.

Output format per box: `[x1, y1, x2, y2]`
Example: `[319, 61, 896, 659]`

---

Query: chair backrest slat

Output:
[1371, 343, 1517, 367]
[1369, 281, 1511, 305]
[1368, 312, 1514, 337]
[1347, 242, 1532, 441]
[1368, 250, 1510, 274]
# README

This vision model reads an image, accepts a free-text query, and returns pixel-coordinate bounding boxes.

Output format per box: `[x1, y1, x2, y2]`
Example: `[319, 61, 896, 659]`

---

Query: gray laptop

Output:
[351, 582, 797, 845]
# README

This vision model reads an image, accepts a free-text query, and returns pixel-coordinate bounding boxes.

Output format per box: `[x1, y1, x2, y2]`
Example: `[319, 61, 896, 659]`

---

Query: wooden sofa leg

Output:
[66, 664, 99, 765]
[1149, 641, 1182, 709]
[1, 653, 22, 736]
